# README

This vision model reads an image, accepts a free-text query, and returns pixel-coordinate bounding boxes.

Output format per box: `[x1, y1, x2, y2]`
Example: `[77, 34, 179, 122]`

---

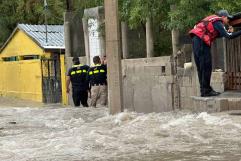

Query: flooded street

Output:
[0, 103, 241, 161]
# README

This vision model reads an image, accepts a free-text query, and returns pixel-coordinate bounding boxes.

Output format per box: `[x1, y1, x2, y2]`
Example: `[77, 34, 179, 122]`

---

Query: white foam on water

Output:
[0, 107, 241, 161]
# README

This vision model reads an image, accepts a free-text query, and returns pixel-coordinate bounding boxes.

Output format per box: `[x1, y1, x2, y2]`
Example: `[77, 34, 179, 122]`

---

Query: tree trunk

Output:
[146, 17, 154, 57]
[66, 0, 74, 11]
[171, 29, 180, 56]
[121, 21, 129, 59]
[170, 5, 181, 56]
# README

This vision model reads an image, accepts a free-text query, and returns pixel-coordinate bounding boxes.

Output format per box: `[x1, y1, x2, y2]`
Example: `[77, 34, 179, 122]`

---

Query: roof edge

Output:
[0, 24, 65, 54]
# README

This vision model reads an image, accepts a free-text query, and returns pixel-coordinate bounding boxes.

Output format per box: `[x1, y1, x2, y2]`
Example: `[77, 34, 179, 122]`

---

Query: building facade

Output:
[0, 24, 66, 104]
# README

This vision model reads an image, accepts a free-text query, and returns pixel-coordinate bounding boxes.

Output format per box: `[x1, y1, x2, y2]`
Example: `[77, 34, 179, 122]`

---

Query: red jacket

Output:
[189, 15, 223, 46]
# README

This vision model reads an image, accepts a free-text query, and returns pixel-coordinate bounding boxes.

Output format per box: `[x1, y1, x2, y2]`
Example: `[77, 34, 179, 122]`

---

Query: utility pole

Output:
[170, 5, 181, 110]
[146, 17, 154, 57]
[104, 0, 123, 114]
[64, 0, 73, 57]
[44, 0, 48, 44]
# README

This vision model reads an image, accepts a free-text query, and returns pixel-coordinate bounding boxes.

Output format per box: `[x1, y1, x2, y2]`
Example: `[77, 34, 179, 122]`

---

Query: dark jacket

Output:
[87, 64, 107, 86]
[67, 64, 90, 91]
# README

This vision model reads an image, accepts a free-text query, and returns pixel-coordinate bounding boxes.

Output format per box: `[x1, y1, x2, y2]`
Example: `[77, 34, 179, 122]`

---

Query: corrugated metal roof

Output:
[18, 24, 64, 49]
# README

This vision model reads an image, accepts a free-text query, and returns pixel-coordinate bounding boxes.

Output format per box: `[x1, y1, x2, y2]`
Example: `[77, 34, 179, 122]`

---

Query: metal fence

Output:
[226, 37, 241, 90]
[41, 57, 62, 103]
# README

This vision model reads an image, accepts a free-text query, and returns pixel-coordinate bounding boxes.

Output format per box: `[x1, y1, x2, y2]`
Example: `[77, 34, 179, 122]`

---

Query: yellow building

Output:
[0, 24, 67, 104]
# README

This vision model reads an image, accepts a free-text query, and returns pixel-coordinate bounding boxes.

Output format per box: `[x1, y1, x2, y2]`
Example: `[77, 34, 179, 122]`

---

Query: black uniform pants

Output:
[192, 36, 213, 95]
[72, 88, 88, 107]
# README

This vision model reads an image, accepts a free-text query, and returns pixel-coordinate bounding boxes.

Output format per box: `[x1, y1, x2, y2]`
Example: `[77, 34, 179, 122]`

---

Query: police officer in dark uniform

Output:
[88, 56, 107, 107]
[189, 10, 241, 97]
[66, 57, 89, 107]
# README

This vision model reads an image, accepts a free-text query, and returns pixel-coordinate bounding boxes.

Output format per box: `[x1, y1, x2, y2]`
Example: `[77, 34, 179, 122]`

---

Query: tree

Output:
[0, 0, 65, 47]
[165, 0, 241, 31]
[118, 0, 172, 56]
[1, 0, 239, 54]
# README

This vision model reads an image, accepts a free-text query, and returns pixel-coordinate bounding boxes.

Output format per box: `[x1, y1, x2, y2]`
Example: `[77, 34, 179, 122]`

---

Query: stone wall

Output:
[122, 57, 174, 113]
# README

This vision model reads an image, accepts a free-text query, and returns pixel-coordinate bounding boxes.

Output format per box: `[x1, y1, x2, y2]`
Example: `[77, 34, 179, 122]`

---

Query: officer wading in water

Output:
[66, 57, 90, 107]
[88, 56, 107, 107]
[189, 10, 241, 97]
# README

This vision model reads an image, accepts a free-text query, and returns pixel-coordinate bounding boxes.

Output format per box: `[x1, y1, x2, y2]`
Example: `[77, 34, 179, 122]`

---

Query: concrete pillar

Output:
[121, 21, 129, 59]
[104, 0, 123, 114]
[170, 5, 181, 110]
[82, 18, 90, 65]
[146, 17, 154, 57]
[98, 18, 106, 57]
[64, 21, 71, 57]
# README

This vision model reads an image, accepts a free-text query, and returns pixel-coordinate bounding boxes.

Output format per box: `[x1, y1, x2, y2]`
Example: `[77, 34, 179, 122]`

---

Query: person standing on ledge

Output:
[189, 10, 241, 97]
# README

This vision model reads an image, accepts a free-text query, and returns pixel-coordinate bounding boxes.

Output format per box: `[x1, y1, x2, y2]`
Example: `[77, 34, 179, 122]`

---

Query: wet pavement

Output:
[0, 97, 241, 161]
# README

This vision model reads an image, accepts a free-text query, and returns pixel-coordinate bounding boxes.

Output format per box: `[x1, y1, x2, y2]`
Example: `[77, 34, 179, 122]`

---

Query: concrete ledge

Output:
[190, 93, 241, 113]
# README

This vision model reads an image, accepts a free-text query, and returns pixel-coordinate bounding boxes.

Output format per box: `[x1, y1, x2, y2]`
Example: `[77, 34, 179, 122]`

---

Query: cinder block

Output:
[194, 100, 201, 112]
[217, 99, 229, 111]
[185, 98, 194, 110]
[180, 98, 188, 110]
[182, 77, 192, 87]
[236, 100, 241, 110]
[165, 65, 172, 75]
[228, 100, 236, 111]
[211, 82, 225, 93]
[206, 100, 217, 113]
[197, 100, 205, 112]
[232, 100, 241, 110]
[211, 72, 225, 83]
[180, 87, 187, 98]
[187, 87, 195, 97]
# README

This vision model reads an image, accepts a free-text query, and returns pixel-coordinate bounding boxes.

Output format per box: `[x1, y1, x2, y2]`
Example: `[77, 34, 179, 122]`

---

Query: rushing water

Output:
[0, 107, 241, 161]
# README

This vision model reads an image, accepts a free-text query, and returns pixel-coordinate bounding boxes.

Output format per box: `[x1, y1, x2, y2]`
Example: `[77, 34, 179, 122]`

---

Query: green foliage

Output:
[119, 0, 170, 29]
[0, 0, 106, 47]
[0, 0, 18, 46]
[0, 0, 66, 47]
[1, 0, 240, 55]
[164, 0, 241, 31]
[73, 0, 103, 10]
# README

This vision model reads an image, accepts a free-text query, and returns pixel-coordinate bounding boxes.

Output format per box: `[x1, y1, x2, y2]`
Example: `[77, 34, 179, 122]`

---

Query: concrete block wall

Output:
[190, 97, 230, 113]
[179, 78, 196, 110]
[122, 57, 174, 113]
[178, 66, 198, 110]
[190, 97, 241, 113]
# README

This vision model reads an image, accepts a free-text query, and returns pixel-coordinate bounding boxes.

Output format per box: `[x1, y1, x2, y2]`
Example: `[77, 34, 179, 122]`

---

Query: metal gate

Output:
[226, 37, 241, 90]
[41, 56, 62, 103]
